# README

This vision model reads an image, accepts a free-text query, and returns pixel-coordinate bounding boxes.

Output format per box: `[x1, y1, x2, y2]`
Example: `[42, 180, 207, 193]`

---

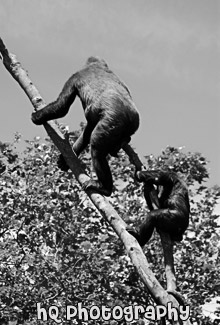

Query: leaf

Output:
[81, 241, 91, 249]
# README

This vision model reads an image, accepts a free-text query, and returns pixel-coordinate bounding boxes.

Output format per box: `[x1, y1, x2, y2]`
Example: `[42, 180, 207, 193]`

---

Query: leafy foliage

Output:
[0, 131, 219, 325]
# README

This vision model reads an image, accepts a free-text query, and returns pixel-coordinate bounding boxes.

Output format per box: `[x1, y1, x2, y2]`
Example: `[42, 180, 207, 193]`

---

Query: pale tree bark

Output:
[0, 37, 191, 325]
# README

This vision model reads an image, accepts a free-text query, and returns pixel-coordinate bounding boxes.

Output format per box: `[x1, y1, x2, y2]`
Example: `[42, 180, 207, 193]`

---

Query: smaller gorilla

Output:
[31, 57, 139, 196]
[129, 169, 190, 246]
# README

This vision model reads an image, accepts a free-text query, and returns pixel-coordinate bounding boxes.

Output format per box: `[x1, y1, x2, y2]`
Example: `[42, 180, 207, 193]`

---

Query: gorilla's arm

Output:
[136, 169, 175, 187]
[31, 74, 78, 125]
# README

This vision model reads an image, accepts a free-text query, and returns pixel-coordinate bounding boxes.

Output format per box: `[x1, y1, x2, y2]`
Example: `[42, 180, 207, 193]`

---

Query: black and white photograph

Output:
[0, 1, 219, 324]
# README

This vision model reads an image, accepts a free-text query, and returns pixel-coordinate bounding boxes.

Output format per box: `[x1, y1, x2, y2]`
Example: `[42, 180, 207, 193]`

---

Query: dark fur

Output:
[32, 57, 139, 196]
[130, 170, 190, 246]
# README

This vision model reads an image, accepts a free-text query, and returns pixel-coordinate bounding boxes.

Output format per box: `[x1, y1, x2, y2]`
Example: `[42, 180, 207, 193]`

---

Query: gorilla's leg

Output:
[72, 123, 96, 156]
[133, 212, 156, 246]
[82, 117, 123, 196]
[136, 209, 186, 246]
[57, 123, 96, 171]
[93, 148, 113, 194]
[82, 147, 113, 196]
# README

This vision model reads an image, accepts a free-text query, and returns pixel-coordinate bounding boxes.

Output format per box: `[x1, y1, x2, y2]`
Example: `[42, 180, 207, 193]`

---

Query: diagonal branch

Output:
[0, 37, 191, 325]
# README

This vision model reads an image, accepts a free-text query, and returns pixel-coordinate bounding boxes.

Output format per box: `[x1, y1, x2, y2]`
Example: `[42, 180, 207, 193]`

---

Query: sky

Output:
[0, 0, 219, 186]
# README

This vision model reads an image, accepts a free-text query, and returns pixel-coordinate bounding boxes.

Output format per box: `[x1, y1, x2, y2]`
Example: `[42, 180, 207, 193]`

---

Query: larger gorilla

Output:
[31, 57, 139, 196]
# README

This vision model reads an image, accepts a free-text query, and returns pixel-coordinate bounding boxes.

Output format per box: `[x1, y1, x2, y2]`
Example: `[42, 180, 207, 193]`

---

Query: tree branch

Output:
[0, 37, 191, 325]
